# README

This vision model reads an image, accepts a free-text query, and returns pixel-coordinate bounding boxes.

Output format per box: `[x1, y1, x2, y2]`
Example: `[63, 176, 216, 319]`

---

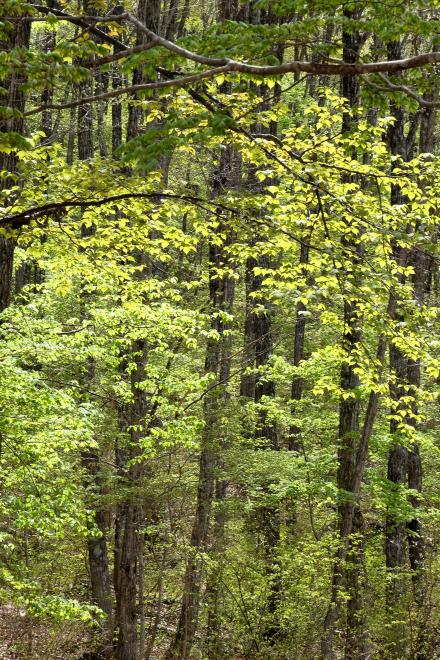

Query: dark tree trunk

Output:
[113, 5, 163, 656]
[66, 89, 77, 166]
[253, 252, 277, 450]
[406, 242, 428, 594]
[405, 86, 437, 607]
[82, 448, 114, 658]
[205, 476, 228, 659]
[345, 507, 368, 660]
[322, 12, 367, 658]
[76, 81, 113, 657]
[0, 15, 31, 312]
[251, 250, 280, 644]
[40, 12, 55, 143]
[0, 239, 15, 314]
[115, 335, 149, 660]
[288, 241, 310, 452]
[126, 0, 160, 142]
[205, 233, 236, 656]
[384, 39, 409, 644]
[96, 70, 109, 158]
[112, 65, 123, 157]
[239, 255, 256, 399]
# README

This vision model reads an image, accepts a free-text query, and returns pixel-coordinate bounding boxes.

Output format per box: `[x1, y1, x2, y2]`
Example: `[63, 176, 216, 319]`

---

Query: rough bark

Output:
[406, 243, 428, 594]
[115, 331, 149, 660]
[126, 0, 160, 142]
[405, 83, 437, 606]
[0, 14, 31, 312]
[113, 5, 163, 656]
[205, 233, 236, 658]
[384, 41, 411, 657]
[112, 65, 123, 157]
[239, 255, 257, 399]
[322, 12, 368, 658]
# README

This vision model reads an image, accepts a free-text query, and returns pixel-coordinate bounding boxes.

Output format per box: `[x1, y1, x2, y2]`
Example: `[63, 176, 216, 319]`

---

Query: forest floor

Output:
[0, 606, 92, 659]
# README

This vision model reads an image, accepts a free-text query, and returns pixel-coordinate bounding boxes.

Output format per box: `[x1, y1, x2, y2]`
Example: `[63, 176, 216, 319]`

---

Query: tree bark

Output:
[0, 13, 31, 312]
[322, 12, 368, 658]
[115, 334, 149, 660]
[384, 40, 412, 657]
[126, 0, 160, 142]
[405, 80, 437, 608]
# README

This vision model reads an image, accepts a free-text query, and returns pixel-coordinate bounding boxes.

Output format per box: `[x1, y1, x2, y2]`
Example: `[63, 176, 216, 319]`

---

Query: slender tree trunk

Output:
[406, 242, 428, 595]
[76, 67, 114, 657]
[112, 65, 123, 158]
[406, 84, 437, 605]
[66, 88, 77, 166]
[126, 0, 160, 142]
[288, 241, 310, 452]
[384, 40, 412, 657]
[96, 70, 109, 158]
[405, 83, 438, 655]
[240, 255, 256, 399]
[345, 506, 368, 660]
[167, 147, 237, 660]
[40, 9, 55, 144]
[82, 448, 114, 657]
[253, 252, 277, 450]
[113, 3, 161, 656]
[205, 477, 228, 659]
[205, 195, 237, 656]
[251, 247, 280, 644]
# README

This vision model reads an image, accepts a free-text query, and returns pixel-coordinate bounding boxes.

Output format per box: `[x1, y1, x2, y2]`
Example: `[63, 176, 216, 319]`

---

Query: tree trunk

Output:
[322, 12, 367, 658]
[405, 82, 437, 608]
[239, 255, 256, 399]
[288, 241, 310, 452]
[115, 337, 148, 660]
[76, 73, 114, 656]
[113, 3, 161, 655]
[126, 0, 160, 142]
[167, 147, 237, 660]
[384, 39, 412, 657]
[0, 13, 31, 312]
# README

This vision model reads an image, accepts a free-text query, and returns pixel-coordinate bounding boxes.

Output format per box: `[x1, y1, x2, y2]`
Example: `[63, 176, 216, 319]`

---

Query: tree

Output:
[1, 1, 440, 658]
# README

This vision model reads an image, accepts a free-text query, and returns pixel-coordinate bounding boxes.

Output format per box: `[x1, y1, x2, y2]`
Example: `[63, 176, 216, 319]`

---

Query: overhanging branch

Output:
[0, 192, 238, 228]
[26, 4, 440, 80]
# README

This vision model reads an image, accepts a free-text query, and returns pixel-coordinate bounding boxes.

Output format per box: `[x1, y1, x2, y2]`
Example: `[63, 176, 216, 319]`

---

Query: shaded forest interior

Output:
[1, 0, 440, 658]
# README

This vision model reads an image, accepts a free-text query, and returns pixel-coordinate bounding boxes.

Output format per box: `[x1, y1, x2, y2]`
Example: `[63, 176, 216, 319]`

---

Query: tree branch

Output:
[23, 66, 232, 117]
[28, 4, 440, 79]
[366, 72, 440, 108]
[122, 12, 440, 76]
[0, 192, 237, 228]
[31, 3, 126, 51]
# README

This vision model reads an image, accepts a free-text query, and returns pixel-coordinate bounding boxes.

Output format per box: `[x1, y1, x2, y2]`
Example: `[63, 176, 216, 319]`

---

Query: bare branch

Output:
[123, 12, 440, 77]
[23, 66, 231, 117]
[0, 192, 238, 228]
[31, 3, 126, 51]
[366, 72, 440, 108]
[87, 42, 159, 68]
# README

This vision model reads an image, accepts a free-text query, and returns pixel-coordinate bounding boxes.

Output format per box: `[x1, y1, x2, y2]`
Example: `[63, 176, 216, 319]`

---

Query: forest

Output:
[1, 0, 440, 658]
